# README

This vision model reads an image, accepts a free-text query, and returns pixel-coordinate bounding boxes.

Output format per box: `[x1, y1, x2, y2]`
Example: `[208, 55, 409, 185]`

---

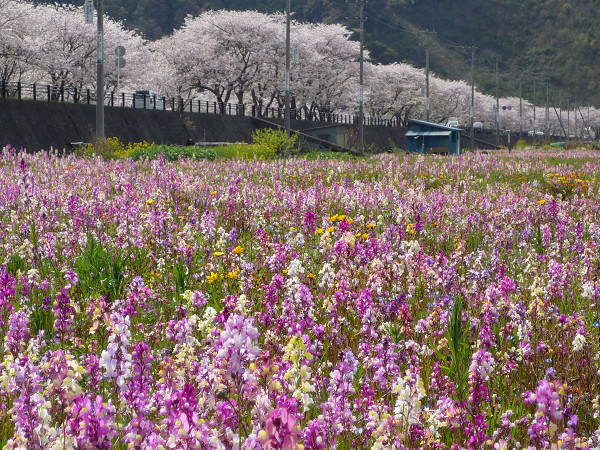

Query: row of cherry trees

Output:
[2, 0, 599, 134]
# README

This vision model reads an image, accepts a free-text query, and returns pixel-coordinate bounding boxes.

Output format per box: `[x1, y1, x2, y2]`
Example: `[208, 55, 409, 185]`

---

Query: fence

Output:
[0, 81, 400, 128]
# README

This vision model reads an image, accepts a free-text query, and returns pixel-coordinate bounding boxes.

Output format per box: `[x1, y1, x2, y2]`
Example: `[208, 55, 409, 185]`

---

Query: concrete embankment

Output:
[0, 98, 407, 152]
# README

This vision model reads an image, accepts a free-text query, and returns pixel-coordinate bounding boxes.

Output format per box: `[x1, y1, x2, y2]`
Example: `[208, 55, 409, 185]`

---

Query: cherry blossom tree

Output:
[21, 3, 150, 99]
[153, 10, 285, 111]
[0, 0, 35, 84]
[290, 22, 360, 118]
[363, 62, 424, 126]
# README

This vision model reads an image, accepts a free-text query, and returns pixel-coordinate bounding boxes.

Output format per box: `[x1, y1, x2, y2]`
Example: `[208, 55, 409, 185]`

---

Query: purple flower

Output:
[67, 395, 117, 449]
[259, 407, 301, 450]
[6, 309, 30, 356]
[215, 314, 260, 376]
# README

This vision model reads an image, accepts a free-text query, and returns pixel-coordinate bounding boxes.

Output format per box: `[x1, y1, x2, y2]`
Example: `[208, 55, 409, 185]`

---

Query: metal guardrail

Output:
[0, 81, 401, 128]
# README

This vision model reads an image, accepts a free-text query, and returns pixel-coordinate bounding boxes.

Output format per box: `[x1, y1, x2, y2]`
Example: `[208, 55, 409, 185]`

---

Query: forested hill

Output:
[31, 0, 600, 106]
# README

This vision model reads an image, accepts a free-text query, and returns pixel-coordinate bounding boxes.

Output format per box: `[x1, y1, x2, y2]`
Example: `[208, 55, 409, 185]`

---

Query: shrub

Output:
[129, 144, 217, 161]
[251, 128, 299, 155]
[515, 139, 528, 149]
[79, 137, 154, 159]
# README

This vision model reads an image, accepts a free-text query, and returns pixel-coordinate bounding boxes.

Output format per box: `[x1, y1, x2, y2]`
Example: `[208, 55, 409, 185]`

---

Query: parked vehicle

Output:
[134, 90, 164, 110]
[501, 129, 511, 135]
[446, 120, 460, 128]
[473, 121, 492, 133]
[527, 130, 544, 137]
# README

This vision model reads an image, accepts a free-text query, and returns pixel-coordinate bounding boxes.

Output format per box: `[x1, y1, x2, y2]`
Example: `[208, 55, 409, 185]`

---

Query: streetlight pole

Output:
[96, 0, 104, 140]
[284, 0, 291, 140]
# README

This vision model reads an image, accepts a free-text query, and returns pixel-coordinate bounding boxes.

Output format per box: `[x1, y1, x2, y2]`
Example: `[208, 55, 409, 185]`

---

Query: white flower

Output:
[582, 281, 595, 300]
[573, 333, 586, 352]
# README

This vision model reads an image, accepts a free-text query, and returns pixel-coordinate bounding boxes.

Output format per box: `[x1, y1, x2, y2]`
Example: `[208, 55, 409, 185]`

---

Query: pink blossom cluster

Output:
[0, 147, 600, 448]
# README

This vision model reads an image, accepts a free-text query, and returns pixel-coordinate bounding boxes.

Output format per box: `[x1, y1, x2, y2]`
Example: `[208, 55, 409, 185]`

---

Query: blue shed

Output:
[405, 119, 463, 155]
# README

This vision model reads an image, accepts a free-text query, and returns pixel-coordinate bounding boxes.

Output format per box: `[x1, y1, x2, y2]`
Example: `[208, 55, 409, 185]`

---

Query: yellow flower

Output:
[212, 191, 217, 195]
[338, 214, 347, 221]
[214, 251, 224, 257]
[206, 272, 219, 284]
[326, 226, 335, 233]
[328, 214, 339, 222]
[366, 223, 375, 229]
[537, 199, 546, 205]
[407, 223, 415, 235]
[282, 269, 288, 274]
[145, 199, 154, 205]
[232, 246, 244, 254]
[228, 270, 239, 279]
[347, 218, 353, 224]
[362, 233, 369, 239]
[308, 273, 316, 278]
[315, 229, 324, 235]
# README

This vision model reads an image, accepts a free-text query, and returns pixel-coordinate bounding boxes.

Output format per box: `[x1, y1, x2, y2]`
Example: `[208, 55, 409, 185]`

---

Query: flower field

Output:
[1, 147, 600, 449]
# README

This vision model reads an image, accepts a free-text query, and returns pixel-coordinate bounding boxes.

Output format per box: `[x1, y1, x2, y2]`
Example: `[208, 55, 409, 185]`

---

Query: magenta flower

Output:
[259, 407, 301, 450]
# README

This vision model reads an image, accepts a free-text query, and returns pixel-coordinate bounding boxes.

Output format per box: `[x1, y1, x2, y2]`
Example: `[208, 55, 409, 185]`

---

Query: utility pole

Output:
[420, 30, 435, 122]
[575, 100, 578, 139]
[545, 82, 549, 142]
[284, 0, 291, 140]
[567, 99, 570, 139]
[533, 79, 536, 140]
[359, 0, 365, 148]
[495, 60, 499, 145]
[347, 0, 366, 148]
[96, 0, 104, 140]
[519, 79, 523, 140]
[425, 44, 430, 121]
[470, 47, 475, 150]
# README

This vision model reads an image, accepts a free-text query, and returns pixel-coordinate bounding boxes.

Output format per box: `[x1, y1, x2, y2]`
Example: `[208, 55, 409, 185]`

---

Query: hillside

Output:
[30, 0, 600, 106]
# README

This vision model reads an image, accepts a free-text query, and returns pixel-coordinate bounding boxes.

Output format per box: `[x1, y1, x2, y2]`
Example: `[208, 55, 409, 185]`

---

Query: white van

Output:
[134, 90, 164, 110]
[446, 120, 460, 128]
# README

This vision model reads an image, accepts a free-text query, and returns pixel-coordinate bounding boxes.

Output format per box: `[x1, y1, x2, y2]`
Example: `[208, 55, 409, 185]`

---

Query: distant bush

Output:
[515, 139, 528, 149]
[80, 137, 154, 159]
[251, 128, 300, 155]
[129, 144, 217, 161]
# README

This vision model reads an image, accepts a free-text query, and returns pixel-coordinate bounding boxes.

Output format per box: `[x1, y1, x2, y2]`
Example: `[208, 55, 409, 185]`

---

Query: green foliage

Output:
[74, 234, 125, 302]
[79, 137, 154, 160]
[6, 253, 25, 278]
[301, 150, 356, 161]
[129, 145, 217, 161]
[515, 139, 529, 149]
[438, 295, 471, 403]
[213, 143, 278, 160]
[128, 143, 279, 161]
[251, 128, 300, 155]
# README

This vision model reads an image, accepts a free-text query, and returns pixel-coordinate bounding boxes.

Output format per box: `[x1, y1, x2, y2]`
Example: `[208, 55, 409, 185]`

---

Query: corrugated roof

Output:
[406, 130, 453, 137]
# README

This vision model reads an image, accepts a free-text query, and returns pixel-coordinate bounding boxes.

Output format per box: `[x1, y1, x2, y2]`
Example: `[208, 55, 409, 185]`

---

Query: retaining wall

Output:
[0, 98, 407, 152]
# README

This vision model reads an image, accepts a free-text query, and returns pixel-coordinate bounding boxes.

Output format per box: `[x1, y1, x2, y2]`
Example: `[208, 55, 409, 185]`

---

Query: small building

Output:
[301, 124, 357, 148]
[405, 119, 463, 155]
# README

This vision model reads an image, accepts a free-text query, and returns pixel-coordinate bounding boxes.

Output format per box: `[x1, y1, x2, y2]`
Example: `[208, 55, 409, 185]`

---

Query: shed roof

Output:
[406, 130, 453, 137]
